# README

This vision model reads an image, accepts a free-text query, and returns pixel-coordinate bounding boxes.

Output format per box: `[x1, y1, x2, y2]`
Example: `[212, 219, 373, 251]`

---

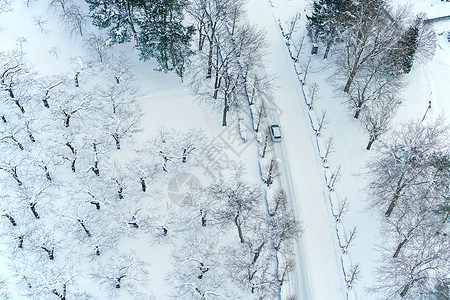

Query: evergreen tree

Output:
[430, 279, 450, 300]
[86, 0, 195, 77]
[430, 154, 450, 224]
[388, 21, 419, 74]
[307, 0, 354, 59]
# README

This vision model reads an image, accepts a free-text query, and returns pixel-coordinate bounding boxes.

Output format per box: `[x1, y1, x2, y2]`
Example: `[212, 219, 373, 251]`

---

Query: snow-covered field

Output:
[1, 0, 449, 299]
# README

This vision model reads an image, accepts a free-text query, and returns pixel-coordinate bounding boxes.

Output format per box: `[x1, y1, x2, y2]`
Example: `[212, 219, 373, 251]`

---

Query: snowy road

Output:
[246, 0, 347, 299]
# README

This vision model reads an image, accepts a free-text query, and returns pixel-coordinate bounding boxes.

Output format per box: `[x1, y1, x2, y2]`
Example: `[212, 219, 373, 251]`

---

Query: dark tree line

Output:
[86, 0, 195, 77]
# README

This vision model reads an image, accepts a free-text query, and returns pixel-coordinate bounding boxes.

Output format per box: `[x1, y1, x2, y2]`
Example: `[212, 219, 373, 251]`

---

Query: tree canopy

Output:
[86, 0, 195, 77]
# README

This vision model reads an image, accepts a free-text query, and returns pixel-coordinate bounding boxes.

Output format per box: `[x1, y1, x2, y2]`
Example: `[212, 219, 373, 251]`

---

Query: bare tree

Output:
[225, 241, 278, 298]
[270, 208, 301, 252]
[38, 75, 66, 109]
[334, 196, 349, 223]
[91, 252, 149, 297]
[32, 15, 48, 33]
[99, 84, 142, 150]
[207, 170, 262, 244]
[322, 136, 335, 164]
[315, 110, 328, 137]
[169, 237, 235, 299]
[84, 34, 110, 64]
[258, 127, 272, 158]
[327, 165, 341, 192]
[413, 13, 437, 65]
[346, 264, 360, 289]
[341, 226, 357, 254]
[370, 228, 449, 299]
[345, 61, 400, 119]
[1, 50, 34, 114]
[361, 94, 399, 150]
[307, 82, 319, 110]
[252, 100, 268, 133]
[336, 2, 405, 93]
[61, 4, 88, 37]
[365, 118, 449, 217]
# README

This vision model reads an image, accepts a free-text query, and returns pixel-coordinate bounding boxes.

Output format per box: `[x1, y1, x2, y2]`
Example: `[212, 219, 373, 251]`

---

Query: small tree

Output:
[361, 94, 399, 150]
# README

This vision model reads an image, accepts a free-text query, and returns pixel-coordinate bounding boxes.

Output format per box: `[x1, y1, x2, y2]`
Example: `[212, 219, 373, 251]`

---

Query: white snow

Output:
[1, 0, 449, 299]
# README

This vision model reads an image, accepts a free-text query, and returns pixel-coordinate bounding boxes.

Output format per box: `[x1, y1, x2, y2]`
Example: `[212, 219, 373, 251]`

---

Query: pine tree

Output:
[307, 0, 354, 58]
[85, 0, 195, 77]
[430, 279, 450, 300]
[388, 22, 419, 74]
[430, 154, 450, 224]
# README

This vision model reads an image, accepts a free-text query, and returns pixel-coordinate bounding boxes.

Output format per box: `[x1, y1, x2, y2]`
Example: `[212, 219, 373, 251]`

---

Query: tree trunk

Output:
[354, 103, 363, 119]
[64, 113, 70, 127]
[443, 211, 449, 223]
[92, 143, 99, 176]
[78, 219, 91, 237]
[42, 91, 50, 108]
[11, 167, 23, 186]
[113, 133, 120, 150]
[28, 131, 36, 142]
[3, 214, 17, 226]
[222, 98, 228, 126]
[66, 142, 75, 154]
[234, 213, 245, 243]
[182, 149, 187, 163]
[200, 209, 206, 227]
[115, 275, 126, 288]
[324, 42, 331, 59]
[74, 72, 80, 87]
[162, 226, 168, 236]
[14, 100, 25, 114]
[10, 136, 24, 150]
[140, 177, 146, 192]
[344, 69, 357, 93]
[198, 24, 204, 51]
[90, 201, 100, 210]
[44, 166, 52, 181]
[42, 246, 54, 260]
[30, 202, 40, 219]
[17, 235, 24, 248]
[71, 159, 76, 172]
[366, 137, 375, 150]
[213, 71, 221, 99]
[393, 238, 408, 258]
[252, 242, 265, 264]
[261, 135, 268, 158]
[207, 39, 213, 78]
[385, 197, 397, 217]
[400, 283, 410, 297]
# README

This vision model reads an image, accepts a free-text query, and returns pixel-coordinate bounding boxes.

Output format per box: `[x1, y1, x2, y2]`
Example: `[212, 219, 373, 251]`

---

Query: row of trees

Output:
[1, 41, 299, 298]
[306, 1, 447, 298]
[307, 0, 436, 150]
[0, 46, 154, 298]
[167, 170, 300, 299]
[186, 0, 272, 128]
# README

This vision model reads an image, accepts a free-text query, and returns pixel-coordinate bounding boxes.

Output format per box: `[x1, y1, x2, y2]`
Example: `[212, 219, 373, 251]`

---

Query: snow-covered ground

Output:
[257, 0, 450, 299]
[1, 0, 449, 299]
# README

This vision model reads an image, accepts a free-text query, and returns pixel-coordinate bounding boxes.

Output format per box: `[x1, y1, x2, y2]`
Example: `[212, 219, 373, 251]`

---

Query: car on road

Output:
[269, 124, 282, 142]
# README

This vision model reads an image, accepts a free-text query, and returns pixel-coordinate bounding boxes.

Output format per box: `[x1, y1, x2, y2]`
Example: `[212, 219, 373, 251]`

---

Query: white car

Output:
[269, 124, 282, 142]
